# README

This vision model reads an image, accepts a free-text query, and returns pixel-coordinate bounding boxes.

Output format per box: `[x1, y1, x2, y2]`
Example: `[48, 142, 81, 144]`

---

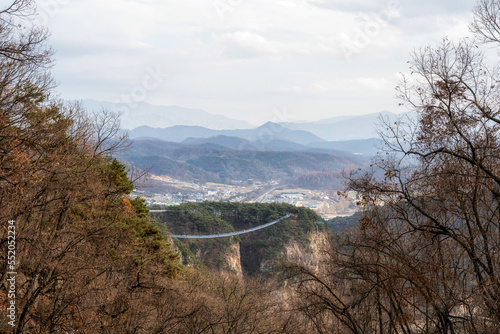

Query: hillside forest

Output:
[2, 0, 500, 333]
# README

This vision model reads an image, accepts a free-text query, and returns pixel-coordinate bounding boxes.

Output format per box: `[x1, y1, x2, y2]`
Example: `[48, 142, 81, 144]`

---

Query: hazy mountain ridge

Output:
[123, 139, 363, 186]
[122, 109, 393, 188]
[127, 110, 406, 148]
[81, 98, 412, 143]
[130, 121, 325, 145]
[279, 111, 402, 141]
[79, 99, 254, 130]
[181, 135, 380, 157]
[307, 138, 382, 156]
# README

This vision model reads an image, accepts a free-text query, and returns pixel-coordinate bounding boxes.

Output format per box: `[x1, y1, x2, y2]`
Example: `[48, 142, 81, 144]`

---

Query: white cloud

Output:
[213, 31, 279, 57]
[356, 77, 392, 90]
[41, 0, 478, 124]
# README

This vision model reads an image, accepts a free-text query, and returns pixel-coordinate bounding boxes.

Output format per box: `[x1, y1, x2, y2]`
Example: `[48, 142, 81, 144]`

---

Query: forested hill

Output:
[124, 139, 363, 186]
[151, 202, 326, 276]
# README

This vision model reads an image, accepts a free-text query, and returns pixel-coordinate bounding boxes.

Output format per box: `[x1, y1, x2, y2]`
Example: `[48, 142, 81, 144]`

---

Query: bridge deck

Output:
[170, 214, 291, 239]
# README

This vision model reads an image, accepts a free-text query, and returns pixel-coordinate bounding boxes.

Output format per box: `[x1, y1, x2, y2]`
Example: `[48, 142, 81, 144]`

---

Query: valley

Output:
[6, 0, 498, 331]
[125, 118, 371, 218]
[135, 176, 357, 218]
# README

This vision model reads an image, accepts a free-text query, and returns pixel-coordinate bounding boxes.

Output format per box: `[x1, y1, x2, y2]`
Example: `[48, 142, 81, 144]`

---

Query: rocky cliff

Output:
[153, 202, 328, 277]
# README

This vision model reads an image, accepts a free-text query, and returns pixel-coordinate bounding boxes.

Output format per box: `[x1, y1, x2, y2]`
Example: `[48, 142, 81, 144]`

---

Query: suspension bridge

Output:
[170, 214, 291, 239]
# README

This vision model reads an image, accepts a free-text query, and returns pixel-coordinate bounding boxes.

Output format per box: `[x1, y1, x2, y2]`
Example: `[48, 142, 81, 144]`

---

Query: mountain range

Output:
[180, 135, 381, 157]
[126, 109, 411, 144]
[130, 121, 325, 146]
[123, 139, 363, 188]
[79, 100, 409, 141]
[88, 101, 405, 188]
[128, 121, 384, 157]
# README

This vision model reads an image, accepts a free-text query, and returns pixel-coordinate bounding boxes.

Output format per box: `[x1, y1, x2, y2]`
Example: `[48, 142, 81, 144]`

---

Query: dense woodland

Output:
[2, 0, 500, 333]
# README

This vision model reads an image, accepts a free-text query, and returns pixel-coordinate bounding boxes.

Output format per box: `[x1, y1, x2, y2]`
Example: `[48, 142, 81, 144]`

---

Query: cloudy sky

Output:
[37, 0, 476, 125]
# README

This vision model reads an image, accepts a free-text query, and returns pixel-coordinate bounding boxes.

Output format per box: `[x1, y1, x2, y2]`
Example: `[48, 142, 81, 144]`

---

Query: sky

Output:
[36, 0, 477, 125]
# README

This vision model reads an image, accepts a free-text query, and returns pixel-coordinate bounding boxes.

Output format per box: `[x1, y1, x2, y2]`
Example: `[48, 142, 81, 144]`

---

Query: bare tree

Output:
[345, 37, 500, 333]
[284, 2, 500, 332]
[471, 0, 500, 44]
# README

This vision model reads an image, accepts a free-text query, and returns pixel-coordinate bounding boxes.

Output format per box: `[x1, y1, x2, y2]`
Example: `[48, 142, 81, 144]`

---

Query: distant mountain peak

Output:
[257, 121, 285, 129]
[130, 122, 324, 146]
